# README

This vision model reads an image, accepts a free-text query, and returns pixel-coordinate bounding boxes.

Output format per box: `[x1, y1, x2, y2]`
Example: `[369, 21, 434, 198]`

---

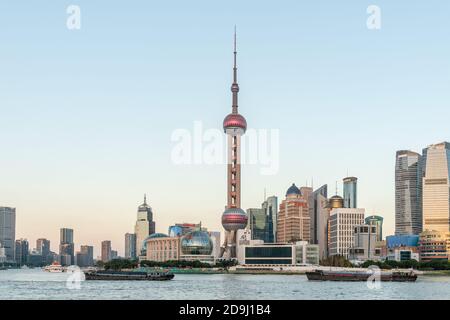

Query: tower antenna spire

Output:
[231, 25, 239, 114]
[144, 194, 147, 205]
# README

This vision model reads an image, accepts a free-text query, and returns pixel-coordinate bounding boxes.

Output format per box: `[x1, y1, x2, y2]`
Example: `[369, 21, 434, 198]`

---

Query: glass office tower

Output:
[422, 142, 450, 232]
[343, 177, 357, 208]
[395, 150, 422, 235]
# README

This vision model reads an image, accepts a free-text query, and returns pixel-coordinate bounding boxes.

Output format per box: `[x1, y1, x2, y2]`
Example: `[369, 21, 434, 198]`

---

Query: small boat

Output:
[306, 269, 417, 282]
[44, 262, 66, 273]
[85, 269, 174, 281]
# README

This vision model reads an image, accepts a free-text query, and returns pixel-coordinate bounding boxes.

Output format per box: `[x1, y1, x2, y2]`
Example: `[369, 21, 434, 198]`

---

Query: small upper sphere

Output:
[286, 183, 301, 197]
[223, 113, 247, 132]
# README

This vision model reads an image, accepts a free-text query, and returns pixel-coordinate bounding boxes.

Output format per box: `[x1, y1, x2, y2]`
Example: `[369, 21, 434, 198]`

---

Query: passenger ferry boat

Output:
[306, 269, 417, 282]
[44, 262, 66, 273]
[85, 269, 174, 281]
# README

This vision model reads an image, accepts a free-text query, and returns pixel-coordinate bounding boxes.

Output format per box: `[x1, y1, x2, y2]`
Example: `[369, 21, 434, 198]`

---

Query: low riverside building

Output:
[295, 241, 320, 265]
[237, 240, 319, 266]
[145, 230, 215, 264]
[385, 234, 419, 262]
[418, 230, 450, 262]
[349, 224, 380, 263]
[145, 234, 180, 262]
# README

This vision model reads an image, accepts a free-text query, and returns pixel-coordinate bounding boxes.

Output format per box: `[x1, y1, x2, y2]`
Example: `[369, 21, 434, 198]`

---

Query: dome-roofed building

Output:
[142, 233, 168, 253]
[277, 183, 310, 243]
[180, 230, 215, 264]
[329, 195, 344, 209]
[144, 233, 180, 262]
[286, 183, 301, 197]
[181, 231, 213, 255]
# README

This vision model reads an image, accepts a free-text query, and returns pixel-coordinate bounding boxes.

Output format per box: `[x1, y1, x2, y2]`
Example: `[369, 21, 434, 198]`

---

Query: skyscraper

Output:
[365, 215, 384, 241]
[15, 239, 29, 266]
[101, 240, 112, 262]
[262, 196, 278, 242]
[277, 184, 310, 243]
[311, 185, 329, 259]
[247, 208, 272, 243]
[134, 195, 156, 256]
[36, 238, 51, 265]
[395, 150, 422, 235]
[77, 245, 94, 267]
[422, 142, 450, 232]
[0, 207, 16, 262]
[220, 30, 248, 259]
[125, 233, 137, 259]
[343, 177, 358, 209]
[300, 186, 314, 243]
[328, 208, 365, 258]
[59, 228, 74, 266]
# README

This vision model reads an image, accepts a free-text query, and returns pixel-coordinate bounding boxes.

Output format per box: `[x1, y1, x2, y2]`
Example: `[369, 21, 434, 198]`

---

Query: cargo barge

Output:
[306, 269, 417, 282]
[85, 270, 174, 281]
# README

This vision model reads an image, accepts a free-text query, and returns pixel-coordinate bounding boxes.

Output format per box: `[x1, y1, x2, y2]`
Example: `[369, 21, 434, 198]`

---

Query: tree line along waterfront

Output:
[93, 257, 450, 273]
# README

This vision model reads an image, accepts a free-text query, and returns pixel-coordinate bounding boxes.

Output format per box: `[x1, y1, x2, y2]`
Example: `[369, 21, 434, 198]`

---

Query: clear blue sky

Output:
[1, 1, 449, 256]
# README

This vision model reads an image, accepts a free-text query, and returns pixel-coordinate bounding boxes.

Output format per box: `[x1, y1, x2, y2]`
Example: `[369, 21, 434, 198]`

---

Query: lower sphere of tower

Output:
[221, 207, 248, 231]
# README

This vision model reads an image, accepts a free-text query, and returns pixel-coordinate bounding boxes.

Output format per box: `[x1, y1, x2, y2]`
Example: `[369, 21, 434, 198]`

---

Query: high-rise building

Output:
[300, 186, 314, 244]
[422, 142, 450, 233]
[0, 207, 16, 262]
[395, 150, 422, 235]
[328, 208, 365, 258]
[134, 195, 156, 256]
[111, 250, 118, 260]
[310, 185, 327, 244]
[277, 184, 311, 244]
[343, 177, 358, 208]
[261, 196, 278, 242]
[36, 238, 50, 257]
[60, 228, 74, 244]
[36, 238, 52, 265]
[76, 245, 94, 267]
[101, 240, 112, 262]
[247, 208, 269, 243]
[311, 185, 329, 259]
[15, 239, 29, 266]
[220, 30, 248, 259]
[365, 215, 384, 241]
[124, 233, 137, 259]
[59, 228, 74, 266]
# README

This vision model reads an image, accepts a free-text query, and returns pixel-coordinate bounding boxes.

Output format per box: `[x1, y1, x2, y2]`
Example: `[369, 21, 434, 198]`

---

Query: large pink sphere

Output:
[223, 113, 247, 132]
[222, 207, 248, 231]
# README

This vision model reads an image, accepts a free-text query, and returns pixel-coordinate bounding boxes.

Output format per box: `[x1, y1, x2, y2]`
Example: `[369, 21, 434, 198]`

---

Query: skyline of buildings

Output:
[0, 33, 448, 265]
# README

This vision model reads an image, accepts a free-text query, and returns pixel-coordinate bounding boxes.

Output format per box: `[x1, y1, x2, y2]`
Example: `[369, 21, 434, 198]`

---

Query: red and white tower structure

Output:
[221, 30, 248, 259]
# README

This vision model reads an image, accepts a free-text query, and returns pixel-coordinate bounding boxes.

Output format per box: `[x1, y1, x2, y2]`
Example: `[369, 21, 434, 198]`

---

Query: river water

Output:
[0, 269, 449, 300]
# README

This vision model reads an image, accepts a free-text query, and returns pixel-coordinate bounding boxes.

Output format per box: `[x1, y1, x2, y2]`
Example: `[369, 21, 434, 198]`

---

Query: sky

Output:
[1, 1, 449, 257]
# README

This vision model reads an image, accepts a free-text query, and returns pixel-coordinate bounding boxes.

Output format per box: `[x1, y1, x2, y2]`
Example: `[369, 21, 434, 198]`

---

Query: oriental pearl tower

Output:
[220, 29, 248, 259]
